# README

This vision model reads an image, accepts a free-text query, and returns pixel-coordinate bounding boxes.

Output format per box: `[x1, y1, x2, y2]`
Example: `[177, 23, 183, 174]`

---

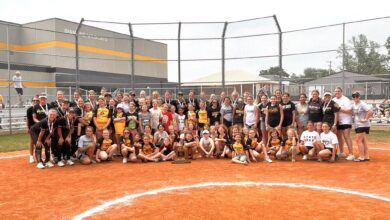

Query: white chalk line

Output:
[72, 181, 390, 220]
[0, 154, 29, 159]
[1, 148, 389, 160]
[371, 148, 390, 151]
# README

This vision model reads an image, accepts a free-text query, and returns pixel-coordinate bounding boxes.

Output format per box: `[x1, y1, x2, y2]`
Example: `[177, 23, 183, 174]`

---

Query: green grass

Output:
[0, 128, 389, 153]
[0, 133, 30, 153]
[351, 129, 390, 143]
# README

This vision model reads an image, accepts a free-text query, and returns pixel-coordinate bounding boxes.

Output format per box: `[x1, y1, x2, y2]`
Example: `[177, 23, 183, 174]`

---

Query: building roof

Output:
[304, 71, 390, 85]
[181, 70, 275, 86]
[0, 17, 166, 46]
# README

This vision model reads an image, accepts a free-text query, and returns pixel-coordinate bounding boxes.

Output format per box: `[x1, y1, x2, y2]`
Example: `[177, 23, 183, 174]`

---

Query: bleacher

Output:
[0, 107, 27, 131]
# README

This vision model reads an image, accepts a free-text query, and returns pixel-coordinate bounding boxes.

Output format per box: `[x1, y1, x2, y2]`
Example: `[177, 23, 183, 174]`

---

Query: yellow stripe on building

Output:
[0, 41, 166, 64]
[0, 81, 55, 87]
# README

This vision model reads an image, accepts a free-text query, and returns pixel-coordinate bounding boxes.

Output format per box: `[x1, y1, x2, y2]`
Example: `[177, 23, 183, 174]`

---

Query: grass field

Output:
[0, 127, 389, 153]
[0, 132, 30, 153]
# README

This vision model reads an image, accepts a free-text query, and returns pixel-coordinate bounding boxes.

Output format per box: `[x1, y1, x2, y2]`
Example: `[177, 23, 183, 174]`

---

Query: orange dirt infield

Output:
[1, 144, 390, 219]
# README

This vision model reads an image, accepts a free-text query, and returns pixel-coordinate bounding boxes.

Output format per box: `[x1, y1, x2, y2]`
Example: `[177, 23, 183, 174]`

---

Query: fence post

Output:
[75, 18, 84, 90]
[178, 22, 182, 91]
[273, 15, 283, 92]
[68, 86, 72, 100]
[6, 25, 12, 134]
[252, 83, 255, 98]
[221, 22, 228, 91]
[128, 23, 135, 92]
[342, 23, 346, 92]
[365, 82, 368, 101]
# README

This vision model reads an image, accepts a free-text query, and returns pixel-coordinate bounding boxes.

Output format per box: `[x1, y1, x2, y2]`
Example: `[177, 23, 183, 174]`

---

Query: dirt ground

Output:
[0, 144, 389, 219]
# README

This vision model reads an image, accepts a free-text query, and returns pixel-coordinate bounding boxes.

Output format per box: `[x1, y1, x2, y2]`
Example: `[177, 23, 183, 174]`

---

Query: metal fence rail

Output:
[1, 15, 390, 134]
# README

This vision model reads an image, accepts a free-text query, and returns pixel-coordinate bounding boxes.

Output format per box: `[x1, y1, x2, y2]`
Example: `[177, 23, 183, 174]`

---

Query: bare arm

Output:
[33, 113, 39, 123]
[292, 110, 296, 125]
[278, 105, 284, 128]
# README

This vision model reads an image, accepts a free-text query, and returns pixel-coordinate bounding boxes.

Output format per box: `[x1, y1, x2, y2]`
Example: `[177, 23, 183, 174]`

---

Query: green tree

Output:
[338, 34, 388, 74]
[259, 66, 289, 78]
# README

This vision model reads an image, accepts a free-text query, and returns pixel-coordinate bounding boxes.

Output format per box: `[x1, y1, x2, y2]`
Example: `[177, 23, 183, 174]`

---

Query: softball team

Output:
[27, 88, 373, 169]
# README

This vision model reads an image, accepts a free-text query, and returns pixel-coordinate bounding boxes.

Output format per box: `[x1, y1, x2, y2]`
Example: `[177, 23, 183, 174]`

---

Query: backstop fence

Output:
[1, 15, 390, 133]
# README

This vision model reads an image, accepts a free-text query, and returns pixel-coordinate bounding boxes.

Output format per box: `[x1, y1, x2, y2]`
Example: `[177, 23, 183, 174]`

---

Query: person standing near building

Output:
[333, 87, 354, 160]
[12, 71, 24, 106]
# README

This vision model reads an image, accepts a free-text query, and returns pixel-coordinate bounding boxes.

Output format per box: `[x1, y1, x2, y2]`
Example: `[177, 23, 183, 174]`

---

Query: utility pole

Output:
[327, 61, 332, 75]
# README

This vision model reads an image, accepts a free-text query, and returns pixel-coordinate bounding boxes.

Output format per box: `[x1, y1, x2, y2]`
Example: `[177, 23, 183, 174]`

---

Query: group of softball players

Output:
[26, 86, 373, 168]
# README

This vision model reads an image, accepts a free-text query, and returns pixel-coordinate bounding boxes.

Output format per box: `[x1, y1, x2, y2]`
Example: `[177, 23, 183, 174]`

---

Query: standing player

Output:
[113, 104, 127, 145]
[149, 100, 162, 133]
[26, 95, 40, 163]
[308, 90, 323, 133]
[176, 91, 188, 114]
[351, 92, 373, 162]
[322, 92, 339, 132]
[51, 90, 65, 109]
[257, 95, 269, 144]
[280, 93, 296, 138]
[87, 90, 97, 110]
[333, 87, 354, 160]
[186, 90, 199, 111]
[220, 97, 233, 128]
[296, 93, 309, 137]
[196, 101, 210, 134]
[232, 98, 245, 127]
[265, 95, 284, 133]
[93, 96, 112, 140]
[209, 98, 221, 126]
[243, 95, 258, 129]
[127, 102, 139, 137]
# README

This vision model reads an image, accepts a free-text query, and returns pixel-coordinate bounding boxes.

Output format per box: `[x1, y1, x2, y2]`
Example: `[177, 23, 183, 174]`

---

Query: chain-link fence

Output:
[1, 16, 390, 133]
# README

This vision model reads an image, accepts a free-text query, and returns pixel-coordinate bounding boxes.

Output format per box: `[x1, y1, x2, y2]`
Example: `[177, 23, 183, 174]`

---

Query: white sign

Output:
[64, 28, 108, 42]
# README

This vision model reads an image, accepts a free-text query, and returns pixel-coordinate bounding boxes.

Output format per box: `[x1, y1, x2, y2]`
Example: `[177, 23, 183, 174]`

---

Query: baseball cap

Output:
[323, 92, 332, 97]
[202, 130, 209, 135]
[68, 107, 76, 113]
[352, 91, 360, 98]
[39, 93, 47, 99]
[116, 103, 124, 109]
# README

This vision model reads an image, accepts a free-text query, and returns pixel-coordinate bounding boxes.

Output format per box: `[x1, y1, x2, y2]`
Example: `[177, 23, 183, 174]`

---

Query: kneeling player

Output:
[96, 129, 117, 162]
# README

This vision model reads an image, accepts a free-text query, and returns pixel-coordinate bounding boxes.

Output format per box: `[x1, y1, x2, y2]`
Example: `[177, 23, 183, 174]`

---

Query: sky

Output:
[1, 0, 390, 82]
